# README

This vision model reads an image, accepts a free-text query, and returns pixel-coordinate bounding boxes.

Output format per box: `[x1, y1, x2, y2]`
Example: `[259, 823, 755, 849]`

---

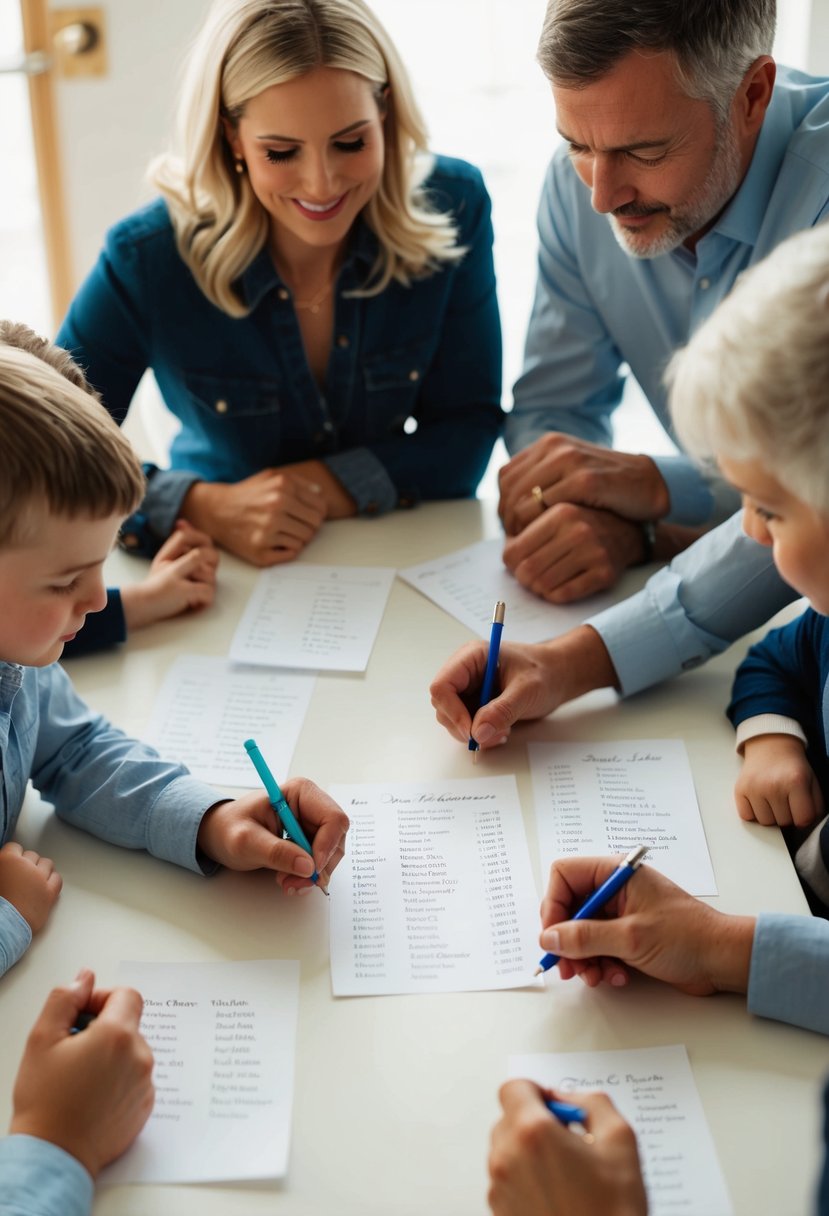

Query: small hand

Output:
[736, 734, 825, 827]
[498, 433, 669, 536]
[0, 842, 62, 932]
[502, 504, 646, 602]
[120, 521, 219, 630]
[182, 470, 327, 566]
[10, 969, 154, 1178]
[488, 1081, 647, 1216]
[539, 856, 754, 997]
[196, 778, 349, 893]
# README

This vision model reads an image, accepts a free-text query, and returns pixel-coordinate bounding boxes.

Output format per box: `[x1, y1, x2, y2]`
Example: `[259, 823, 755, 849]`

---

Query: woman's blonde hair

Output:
[667, 224, 829, 515]
[152, 0, 464, 317]
[0, 326, 144, 547]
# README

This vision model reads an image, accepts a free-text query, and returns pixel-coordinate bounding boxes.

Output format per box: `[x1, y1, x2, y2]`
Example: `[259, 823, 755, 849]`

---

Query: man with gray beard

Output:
[497, 0, 829, 607]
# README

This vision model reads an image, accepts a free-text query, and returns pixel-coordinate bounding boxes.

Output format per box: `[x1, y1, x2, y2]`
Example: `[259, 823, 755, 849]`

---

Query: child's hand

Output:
[736, 734, 825, 827]
[10, 969, 154, 1178]
[0, 842, 62, 932]
[196, 778, 349, 893]
[121, 521, 219, 630]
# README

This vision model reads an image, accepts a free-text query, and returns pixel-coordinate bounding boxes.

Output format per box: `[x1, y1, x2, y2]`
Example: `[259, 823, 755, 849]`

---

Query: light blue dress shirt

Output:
[0, 659, 220, 977]
[749, 913, 829, 1037]
[508, 66, 829, 527]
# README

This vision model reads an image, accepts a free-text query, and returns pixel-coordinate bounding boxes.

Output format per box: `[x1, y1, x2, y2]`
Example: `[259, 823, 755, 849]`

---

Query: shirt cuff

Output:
[323, 448, 399, 516]
[652, 456, 741, 527]
[747, 912, 829, 1036]
[145, 776, 224, 874]
[0, 1135, 94, 1216]
[734, 715, 808, 754]
[0, 897, 33, 977]
[142, 468, 201, 540]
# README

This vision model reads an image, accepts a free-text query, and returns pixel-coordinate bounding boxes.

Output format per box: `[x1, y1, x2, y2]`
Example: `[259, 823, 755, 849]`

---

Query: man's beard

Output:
[609, 120, 743, 259]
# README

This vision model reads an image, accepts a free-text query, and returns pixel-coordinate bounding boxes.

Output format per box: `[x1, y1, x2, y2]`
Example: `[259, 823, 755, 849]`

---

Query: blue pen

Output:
[546, 1098, 588, 1125]
[244, 738, 327, 894]
[469, 600, 506, 756]
[535, 845, 649, 975]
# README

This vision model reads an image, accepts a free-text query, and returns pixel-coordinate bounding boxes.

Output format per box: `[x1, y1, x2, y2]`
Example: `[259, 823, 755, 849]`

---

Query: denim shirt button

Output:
[215, 398, 229, 414]
[336, 334, 349, 348]
[323, 421, 334, 433]
[277, 287, 290, 301]
[408, 369, 420, 382]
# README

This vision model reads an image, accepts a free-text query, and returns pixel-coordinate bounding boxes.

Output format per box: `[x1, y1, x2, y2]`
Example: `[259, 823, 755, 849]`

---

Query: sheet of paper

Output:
[102, 960, 300, 1185]
[143, 655, 315, 786]
[328, 775, 541, 995]
[230, 564, 395, 671]
[399, 538, 617, 642]
[509, 1045, 732, 1216]
[529, 739, 717, 895]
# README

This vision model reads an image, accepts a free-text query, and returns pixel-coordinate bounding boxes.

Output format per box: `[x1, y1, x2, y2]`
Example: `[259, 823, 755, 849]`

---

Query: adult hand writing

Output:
[197, 778, 349, 893]
[430, 627, 619, 750]
[488, 1082, 647, 1216]
[10, 969, 154, 1177]
[540, 856, 755, 996]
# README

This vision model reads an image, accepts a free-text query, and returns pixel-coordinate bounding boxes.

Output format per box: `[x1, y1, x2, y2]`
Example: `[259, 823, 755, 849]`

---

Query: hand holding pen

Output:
[469, 601, 505, 759]
[537, 853, 748, 996]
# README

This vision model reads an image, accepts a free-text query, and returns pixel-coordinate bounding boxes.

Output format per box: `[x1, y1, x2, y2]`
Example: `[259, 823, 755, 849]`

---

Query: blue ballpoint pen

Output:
[469, 600, 506, 756]
[546, 1098, 587, 1125]
[244, 738, 328, 895]
[534, 844, 649, 975]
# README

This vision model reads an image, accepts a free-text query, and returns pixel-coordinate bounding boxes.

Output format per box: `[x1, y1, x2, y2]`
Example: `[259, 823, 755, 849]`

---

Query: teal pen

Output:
[243, 738, 327, 894]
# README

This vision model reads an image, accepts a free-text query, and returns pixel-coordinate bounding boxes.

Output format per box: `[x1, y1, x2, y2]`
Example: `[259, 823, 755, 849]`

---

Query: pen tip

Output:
[473, 750, 479, 765]
[533, 967, 543, 977]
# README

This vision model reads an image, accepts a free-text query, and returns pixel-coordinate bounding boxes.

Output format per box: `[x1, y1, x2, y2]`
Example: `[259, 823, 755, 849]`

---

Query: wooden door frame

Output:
[20, 0, 73, 327]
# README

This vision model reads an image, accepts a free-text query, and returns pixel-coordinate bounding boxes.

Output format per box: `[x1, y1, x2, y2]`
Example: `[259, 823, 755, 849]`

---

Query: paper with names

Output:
[143, 655, 315, 786]
[509, 1045, 732, 1216]
[102, 960, 300, 1185]
[328, 775, 541, 995]
[399, 538, 617, 642]
[230, 564, 395, 671]
[530, 739, 717, 895]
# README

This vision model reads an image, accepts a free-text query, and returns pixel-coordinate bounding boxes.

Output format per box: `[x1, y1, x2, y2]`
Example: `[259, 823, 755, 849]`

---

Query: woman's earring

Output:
[234, 157, 245, 175]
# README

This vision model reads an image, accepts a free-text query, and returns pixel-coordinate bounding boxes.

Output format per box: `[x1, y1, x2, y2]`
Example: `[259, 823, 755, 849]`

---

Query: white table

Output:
[3, 499, 826, 1215]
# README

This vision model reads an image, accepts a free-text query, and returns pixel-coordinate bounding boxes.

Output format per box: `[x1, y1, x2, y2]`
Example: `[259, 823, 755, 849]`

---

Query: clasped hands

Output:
[498, 433, 670, 601]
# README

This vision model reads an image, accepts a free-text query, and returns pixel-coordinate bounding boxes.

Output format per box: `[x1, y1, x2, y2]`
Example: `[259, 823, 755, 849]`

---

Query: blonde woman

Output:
[58, 0, 503, 566]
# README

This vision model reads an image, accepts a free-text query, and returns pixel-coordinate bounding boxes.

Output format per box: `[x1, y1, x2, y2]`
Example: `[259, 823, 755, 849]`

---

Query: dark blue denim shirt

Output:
[57, 154, 503, 554]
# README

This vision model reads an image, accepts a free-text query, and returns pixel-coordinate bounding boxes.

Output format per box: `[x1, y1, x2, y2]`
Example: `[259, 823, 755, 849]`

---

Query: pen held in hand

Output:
[469, 600, 505, 759]
[243, 738, 328, 895]
[534, 845, 649, 975]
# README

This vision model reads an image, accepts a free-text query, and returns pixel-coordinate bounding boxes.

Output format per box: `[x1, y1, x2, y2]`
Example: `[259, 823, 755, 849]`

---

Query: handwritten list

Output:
[143, 655, 315, 785]
[509, 1045, 733, 1216]
[399, 538, 617, 642]
[230, 564, 395, 671]
[328, 776, 541, 995]
[529, 740, 716, 895]
[102, 960, 300, 1185]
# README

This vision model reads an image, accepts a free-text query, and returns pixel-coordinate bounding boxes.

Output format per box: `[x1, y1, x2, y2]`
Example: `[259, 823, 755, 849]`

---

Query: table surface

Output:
[3, 499, 826, 1216]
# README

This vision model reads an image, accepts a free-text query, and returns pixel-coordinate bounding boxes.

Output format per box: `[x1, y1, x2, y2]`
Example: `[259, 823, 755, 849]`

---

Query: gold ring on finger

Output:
[531, 484, 546, 511]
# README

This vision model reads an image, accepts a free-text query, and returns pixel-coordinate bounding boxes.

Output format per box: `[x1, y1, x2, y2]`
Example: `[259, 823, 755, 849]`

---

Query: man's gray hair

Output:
[538, 0, 776, 122]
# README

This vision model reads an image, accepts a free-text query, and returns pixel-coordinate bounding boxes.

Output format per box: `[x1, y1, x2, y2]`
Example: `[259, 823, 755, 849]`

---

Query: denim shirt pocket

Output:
[184, 372, 283, 422]
[361, 338, 435, 438]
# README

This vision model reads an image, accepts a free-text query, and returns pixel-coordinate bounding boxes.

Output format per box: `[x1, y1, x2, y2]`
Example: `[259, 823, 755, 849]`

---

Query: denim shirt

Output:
[57, 155, 504, 552]
[0, 660, 219, 977]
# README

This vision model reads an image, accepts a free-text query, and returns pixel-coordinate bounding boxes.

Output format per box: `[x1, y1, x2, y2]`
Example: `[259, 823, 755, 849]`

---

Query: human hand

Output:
[498, 433, 669, 536]
[120, 521, 219, 630]
[0, 842, 62, 932]
[540, 856, 754, 997]
[736, 735, 825, 828]
[182, 470, 326, 566]
[10, 968, 154, 1178]
[430, 627, 619, 751]
[488, 1081, 647, 1216]
[502, 504, 646, 602]
[197, 778, 349, 893]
